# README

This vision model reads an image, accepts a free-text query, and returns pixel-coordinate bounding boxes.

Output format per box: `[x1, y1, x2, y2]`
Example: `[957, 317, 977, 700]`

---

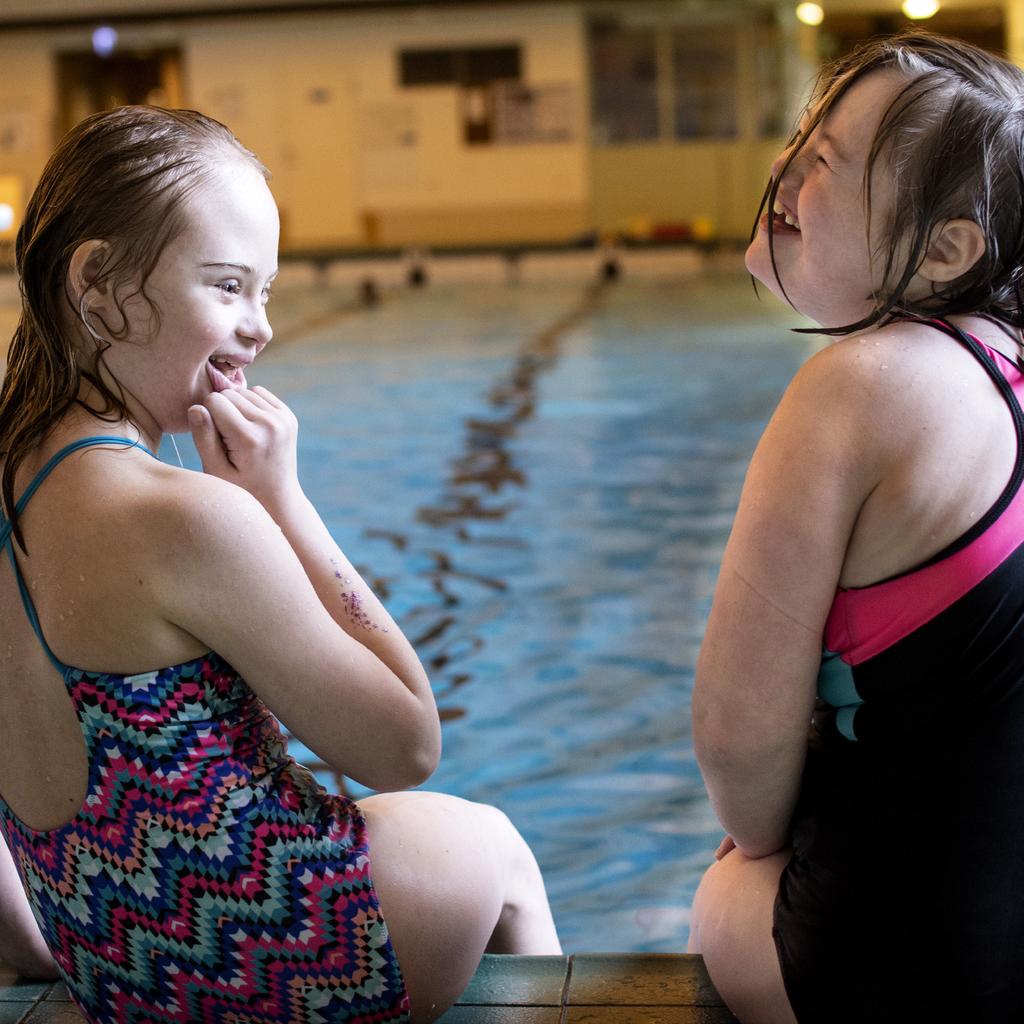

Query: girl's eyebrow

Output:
[200, 261, 279, 279]
[200, 261, 254, 273]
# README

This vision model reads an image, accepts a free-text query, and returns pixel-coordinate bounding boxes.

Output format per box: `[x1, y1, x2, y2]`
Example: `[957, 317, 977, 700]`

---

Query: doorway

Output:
[56, 48, 184, 136]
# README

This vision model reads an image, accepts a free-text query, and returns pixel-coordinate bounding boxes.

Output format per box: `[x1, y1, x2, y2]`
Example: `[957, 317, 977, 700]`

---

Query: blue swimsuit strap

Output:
[1, 436, 155, 675]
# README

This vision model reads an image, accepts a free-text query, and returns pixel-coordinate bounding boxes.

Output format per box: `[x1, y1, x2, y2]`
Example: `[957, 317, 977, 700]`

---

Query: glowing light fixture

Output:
[92, 25, 118, 57]
[795, 3, 825, 26]
[902, 0, 940, 18]
[0, 205, 13, 233]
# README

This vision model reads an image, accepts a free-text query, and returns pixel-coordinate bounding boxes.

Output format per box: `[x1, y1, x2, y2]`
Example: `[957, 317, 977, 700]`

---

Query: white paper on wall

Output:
[493, 82, 576, 144]
[0, 106, 34, 155]
[358, 101, 422, 191]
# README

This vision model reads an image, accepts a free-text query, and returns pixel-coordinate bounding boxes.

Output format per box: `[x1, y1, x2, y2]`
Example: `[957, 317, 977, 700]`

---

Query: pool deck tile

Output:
[0, 966, 49, 1004]
[435, 954, 738, 1024]
[568, 953, 726, 1006]
[1, 954, 739, 1024]
[438, 1009, 563, 1024]
[565, 1010, 739, 1024]
[20, 1006, 84, 1024]
[454, 954, 569, 1006]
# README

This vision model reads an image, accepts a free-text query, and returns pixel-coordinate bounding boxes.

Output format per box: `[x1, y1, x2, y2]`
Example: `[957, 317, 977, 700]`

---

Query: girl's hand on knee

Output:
[188, 385, 301, 512]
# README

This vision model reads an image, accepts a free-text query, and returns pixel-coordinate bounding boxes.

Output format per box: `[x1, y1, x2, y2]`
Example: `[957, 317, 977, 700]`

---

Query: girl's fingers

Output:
[205, 390, 257, 431]
[237, 388, 277, 412]
[188, 404, 235, 474]
[250, 385, 286, 409]
[209, 389, 267, 423]
[216, 387, 287, 424]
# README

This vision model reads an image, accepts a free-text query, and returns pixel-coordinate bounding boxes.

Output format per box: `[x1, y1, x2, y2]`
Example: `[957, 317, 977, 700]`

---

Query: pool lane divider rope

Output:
[361, 276, 616, 727]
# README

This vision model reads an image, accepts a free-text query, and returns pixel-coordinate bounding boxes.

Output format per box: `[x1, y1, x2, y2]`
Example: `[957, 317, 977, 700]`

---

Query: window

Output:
[589, 21, 659, 144]
[465, 47, 520, 86]
[588, 15, 782, 144]
[672, 29, 737, 140]
[399, 46, 521, 88]
[399, 49, 456, 86]
[399, 45, 523, 145]
[753, 21, 784, 138]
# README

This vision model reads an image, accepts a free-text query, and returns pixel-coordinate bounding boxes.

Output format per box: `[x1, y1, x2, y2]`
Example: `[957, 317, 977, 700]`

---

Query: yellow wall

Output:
[0, 30, 57, 243]
[0, 2, 784, 250]
[589, 140, 783, 242]
[186, 3, 591, 248]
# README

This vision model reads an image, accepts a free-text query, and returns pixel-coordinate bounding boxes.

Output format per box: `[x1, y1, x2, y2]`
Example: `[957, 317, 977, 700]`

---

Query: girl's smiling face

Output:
[746, 69, 906, 329]
[98, 158, 279, 441]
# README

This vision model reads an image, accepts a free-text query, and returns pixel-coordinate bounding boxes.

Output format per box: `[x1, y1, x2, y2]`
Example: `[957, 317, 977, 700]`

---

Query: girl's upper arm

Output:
[153, 477, 432, 791]
[692, 338, 898, 843]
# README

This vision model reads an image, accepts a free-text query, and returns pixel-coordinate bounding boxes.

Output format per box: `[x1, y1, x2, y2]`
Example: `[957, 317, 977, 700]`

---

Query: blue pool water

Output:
[169, 264, 813, 953]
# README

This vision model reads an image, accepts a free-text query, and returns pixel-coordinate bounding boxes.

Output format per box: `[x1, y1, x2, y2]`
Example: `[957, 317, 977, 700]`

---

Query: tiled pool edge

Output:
[0, 954, 738, 1023]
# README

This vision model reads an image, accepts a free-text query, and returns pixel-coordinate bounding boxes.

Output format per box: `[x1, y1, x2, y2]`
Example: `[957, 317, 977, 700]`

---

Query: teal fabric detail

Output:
[818, 647, 862, 742]
[818, 648, 860, 706]
[836, 705, 858, 741]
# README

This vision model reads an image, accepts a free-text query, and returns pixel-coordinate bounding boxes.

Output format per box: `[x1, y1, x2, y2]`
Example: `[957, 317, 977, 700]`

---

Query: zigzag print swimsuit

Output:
[0, 436, 410, 1023]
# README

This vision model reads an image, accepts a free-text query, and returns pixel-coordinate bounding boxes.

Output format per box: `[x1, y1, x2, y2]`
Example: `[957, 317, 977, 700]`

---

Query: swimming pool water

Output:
[169, 264, 813, 953]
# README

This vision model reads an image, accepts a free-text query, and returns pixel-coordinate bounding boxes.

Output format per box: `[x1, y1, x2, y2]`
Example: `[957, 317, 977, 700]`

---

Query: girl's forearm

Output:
[265, 488, 434, 707]
[696, 738, 806, 859]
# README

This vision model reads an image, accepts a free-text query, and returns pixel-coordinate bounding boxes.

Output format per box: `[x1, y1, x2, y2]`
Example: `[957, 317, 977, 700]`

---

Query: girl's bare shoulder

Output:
[788, 320, 985, 425]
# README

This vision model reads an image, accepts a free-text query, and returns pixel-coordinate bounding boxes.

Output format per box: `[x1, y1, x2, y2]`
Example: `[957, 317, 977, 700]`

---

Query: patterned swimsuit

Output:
[0, 437, 410, 1024]
[773, 323, 1024, 1023]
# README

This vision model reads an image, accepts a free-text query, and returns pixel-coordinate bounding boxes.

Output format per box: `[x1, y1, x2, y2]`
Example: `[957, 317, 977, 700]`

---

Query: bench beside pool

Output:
[0, 954, 738, 1023]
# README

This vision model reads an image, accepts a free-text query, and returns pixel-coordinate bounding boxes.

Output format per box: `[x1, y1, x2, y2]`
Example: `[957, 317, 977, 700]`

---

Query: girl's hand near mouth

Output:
[188, 384, 300, 516]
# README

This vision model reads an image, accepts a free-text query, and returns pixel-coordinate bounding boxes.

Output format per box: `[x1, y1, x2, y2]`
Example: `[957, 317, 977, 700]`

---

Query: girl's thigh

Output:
[359, 789, 554, 1023]
[688, 848, 798, 1024]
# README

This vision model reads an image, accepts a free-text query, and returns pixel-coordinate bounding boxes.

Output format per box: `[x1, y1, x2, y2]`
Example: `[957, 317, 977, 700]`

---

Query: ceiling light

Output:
[796, 2, 825, 26]
[92, 26, 118, 58]
[902, 0, 940, 19]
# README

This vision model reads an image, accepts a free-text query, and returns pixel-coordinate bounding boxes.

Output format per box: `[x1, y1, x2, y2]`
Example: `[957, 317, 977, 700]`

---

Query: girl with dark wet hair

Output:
[0, 105, 559, 1024]
[690, 33, 1024, 1023]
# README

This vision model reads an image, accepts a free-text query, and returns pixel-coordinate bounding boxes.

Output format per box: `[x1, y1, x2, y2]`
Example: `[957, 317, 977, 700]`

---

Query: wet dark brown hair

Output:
[0, 105, 267, 549]
[758, 31, 1024, 335]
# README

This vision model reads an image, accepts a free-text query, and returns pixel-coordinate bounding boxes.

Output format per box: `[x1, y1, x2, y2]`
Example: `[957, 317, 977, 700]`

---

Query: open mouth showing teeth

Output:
[772, 199, 800, 231]
[207, 356, 247, 392]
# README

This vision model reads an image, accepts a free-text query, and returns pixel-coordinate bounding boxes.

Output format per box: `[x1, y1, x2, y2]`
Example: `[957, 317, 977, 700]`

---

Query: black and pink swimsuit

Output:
[773, 321, 1024, 1022]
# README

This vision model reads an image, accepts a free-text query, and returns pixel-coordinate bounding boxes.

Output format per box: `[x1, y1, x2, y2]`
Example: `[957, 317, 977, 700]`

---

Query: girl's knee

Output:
[688, 850, 795, 1024]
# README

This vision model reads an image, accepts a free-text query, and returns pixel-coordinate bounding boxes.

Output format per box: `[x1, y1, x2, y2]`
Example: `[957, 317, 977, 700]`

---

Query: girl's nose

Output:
[769, 141, 807, 199]
[241, 302, 273, 350]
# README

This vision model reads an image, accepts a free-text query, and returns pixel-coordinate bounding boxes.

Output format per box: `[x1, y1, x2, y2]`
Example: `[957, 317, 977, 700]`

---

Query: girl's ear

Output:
[67, 239, 111, 305]
[918, 219, 986, 283]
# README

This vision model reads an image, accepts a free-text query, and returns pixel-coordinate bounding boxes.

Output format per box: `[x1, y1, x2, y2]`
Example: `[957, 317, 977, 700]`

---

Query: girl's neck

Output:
[73, 381, 161, 454]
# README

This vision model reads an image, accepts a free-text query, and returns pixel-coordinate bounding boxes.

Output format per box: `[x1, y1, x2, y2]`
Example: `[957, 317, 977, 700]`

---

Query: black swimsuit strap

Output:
[910, 318, 1024, 570]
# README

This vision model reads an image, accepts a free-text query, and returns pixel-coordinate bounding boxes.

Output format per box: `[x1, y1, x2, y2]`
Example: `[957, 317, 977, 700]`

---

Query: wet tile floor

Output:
[0, 954, 738, 1023]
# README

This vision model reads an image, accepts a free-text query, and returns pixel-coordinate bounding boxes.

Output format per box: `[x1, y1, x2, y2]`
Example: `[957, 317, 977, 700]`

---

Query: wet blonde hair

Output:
[0, 105, 268, 549]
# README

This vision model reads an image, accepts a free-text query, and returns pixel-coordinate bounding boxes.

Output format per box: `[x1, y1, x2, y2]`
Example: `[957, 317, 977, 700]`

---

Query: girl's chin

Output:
[744, 236, 775, 281]
[744, 249, 785, 298]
